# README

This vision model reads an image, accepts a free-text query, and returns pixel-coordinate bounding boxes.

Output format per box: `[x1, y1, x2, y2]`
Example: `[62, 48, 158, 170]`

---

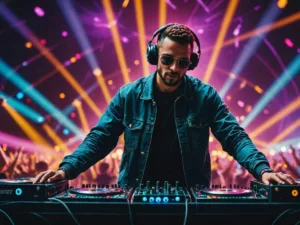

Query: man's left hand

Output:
[261, 172, 296, 185]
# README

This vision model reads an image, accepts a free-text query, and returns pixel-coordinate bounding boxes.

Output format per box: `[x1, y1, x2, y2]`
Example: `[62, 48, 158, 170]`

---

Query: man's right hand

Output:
[33, 169, 66, 184]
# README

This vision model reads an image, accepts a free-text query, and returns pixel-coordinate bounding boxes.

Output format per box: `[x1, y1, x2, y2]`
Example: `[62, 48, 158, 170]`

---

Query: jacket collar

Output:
[140, 71, 193, 101]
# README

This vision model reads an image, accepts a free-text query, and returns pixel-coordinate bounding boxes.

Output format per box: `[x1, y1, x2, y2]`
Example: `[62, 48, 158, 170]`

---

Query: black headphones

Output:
[146, 23, 201, 70]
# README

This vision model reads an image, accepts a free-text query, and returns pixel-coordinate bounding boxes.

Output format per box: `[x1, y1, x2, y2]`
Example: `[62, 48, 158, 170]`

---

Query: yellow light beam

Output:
[27, 36, 102, 117]
[203, 0, 239, 83]
[3, 104, 51, 147]
[102, 0, 131, 84]
[93, 69, 112, 104]
[202, 12, 300, 53]
[42, 124, 71, 153]
[159, 0, 167, 27]
[250, 97, 300, 138]
[73, 100, 90, 133]
[134, 0, 150, 76]
[270, 119, 300, 144]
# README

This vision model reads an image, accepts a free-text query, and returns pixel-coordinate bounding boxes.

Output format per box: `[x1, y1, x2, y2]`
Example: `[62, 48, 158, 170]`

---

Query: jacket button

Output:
[136, 178, 139, 182]
[140, 152, 145, 156]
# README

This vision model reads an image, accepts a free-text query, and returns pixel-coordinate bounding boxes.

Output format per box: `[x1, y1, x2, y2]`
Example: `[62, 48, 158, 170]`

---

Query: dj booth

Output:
[0, 179, 300, 225]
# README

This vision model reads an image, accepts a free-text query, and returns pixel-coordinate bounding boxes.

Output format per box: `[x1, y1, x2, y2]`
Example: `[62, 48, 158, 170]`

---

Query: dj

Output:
[34, 24, 296, 187]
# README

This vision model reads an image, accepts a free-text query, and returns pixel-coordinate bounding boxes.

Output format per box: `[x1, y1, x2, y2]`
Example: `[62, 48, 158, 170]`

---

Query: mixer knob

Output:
[167, 183, 171, 193]
[229, 184, 232, 189]
[106, 185, 109, 188]
[92, 184, 96, 188]
[101, 184, 105, 188]
[82, 184, 85, 188]
[98, 184, 101, 188]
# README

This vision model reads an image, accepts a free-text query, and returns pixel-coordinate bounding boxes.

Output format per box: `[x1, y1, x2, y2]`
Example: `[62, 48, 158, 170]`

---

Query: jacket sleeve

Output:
[59, 89, 125, 179]
[208, 86, 270, 179]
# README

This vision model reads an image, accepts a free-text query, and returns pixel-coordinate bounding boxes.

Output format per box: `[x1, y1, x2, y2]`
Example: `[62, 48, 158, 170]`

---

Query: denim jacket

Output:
[59, 72, 270, 187]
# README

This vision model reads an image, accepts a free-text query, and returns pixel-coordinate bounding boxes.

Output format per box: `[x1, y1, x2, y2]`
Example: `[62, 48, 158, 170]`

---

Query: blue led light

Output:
[16, 92, 24, 100]
[163, 197, 169, 203]
[175, 196, 180, 202]
[15, 188, 22, 196]
[156, 197, 161, 203]
[142, 197, 147, 202]
[149, 197, 154, 202]
[63, 128, 70, 135]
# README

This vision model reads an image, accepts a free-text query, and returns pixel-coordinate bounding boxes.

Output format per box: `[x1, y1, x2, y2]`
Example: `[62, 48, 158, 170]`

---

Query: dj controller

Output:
[0, 178, 300, 225]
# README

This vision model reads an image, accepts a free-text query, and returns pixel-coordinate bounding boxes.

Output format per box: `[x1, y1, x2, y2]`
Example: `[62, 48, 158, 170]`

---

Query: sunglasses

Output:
[159, 54, 192, 70]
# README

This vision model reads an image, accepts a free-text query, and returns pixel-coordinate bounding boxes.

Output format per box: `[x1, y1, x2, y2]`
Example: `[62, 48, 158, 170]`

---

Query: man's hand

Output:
[33, 169, 66, 184]
[261, 172, 296, 185]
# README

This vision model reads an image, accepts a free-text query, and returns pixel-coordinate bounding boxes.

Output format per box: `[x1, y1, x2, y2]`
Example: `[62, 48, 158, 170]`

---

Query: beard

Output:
[157, 70, 183, 86]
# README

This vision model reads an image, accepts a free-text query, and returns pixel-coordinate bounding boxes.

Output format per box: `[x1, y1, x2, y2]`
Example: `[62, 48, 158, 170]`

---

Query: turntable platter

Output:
[69, 187, 123, 195]
[0, 179, 33, 184]
[201, 188, 252, 196]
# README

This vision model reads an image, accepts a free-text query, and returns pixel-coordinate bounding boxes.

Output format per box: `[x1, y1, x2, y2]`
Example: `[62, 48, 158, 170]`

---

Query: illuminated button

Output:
[156, 197, 161, 203]
[140, 152, 145, 156]
[142, 197, 147, 202]
[163, 197, 169, 203]
[15, 188, 22, 196]
[292, 189, 299, 197]
[175, 196, 180, 202]
[149, 197, 154, 202]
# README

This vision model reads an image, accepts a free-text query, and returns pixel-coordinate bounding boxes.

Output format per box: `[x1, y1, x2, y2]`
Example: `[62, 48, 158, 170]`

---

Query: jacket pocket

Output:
[123, 118, 144, 151]
[187, 119, 209, 151]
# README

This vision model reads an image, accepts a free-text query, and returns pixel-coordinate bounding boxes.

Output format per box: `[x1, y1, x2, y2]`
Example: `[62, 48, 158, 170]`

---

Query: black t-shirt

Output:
[142, 82, 186, 187]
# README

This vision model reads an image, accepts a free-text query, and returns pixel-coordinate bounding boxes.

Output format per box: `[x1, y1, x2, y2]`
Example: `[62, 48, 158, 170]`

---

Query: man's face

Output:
[156, 37, 192, 91]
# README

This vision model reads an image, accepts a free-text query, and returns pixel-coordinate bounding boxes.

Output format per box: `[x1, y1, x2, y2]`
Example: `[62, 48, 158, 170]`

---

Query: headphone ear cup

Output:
[147, 44, 158, 65]
[188, 53, 200, 70]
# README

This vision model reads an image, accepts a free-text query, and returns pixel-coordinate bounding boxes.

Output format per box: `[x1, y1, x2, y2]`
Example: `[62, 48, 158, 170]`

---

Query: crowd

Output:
[1, 143, 299, 187]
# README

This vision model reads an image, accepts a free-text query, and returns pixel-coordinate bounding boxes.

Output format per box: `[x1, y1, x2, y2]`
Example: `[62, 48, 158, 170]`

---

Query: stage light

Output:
[237, 100, 245, 108]
[203, 0, 239, 83]
[102, 0, 131, 84]
[277, 0, 288, 8]
[134, 60, 140, 65]
[226, 95, 231, 101]
[121, 37, 129, 43]
[16, 92, 24, 100]
[93, 17, 100, 22]
[64, 61, 71, 66]
[63, 128, 70, 135]
[40, 39, 46, 45]
[284, 38, 294, 48]
[219, 1, 281, 98]
[122, 0, 130, 8]
[34, 6, 45, 17]
[62, 31, 68, 37]
[241, 55, 300, 129]
[75, 53, 81, 59]
[59, 93, 65, 99]
[70, 57, 76, 63]
[70, 112, 76, 118]
[25, 42, 32, 48]
[197, 29, 204, 34]
[108, 80, 113, 85]
[93, 68, 102, 76]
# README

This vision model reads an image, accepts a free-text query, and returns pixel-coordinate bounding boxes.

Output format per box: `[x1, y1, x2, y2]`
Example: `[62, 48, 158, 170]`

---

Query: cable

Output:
[183, 199, 188, 225]
[48, 197, 80, 225]
[0, 209, 15, 225]
[30, 212, 51, 225]
[272, 208, 300, 225]
[127, 197, 135, 225]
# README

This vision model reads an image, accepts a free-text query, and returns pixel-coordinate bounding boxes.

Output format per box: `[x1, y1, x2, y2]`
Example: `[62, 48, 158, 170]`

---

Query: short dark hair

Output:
[157, 24, 195, 51]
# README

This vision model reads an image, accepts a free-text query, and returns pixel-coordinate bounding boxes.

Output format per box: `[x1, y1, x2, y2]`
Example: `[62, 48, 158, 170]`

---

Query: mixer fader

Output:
[131, 181, 189, 203]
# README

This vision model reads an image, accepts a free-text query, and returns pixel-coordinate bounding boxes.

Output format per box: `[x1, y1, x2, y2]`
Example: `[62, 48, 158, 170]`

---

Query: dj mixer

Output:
[0, 178, 300, 225]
